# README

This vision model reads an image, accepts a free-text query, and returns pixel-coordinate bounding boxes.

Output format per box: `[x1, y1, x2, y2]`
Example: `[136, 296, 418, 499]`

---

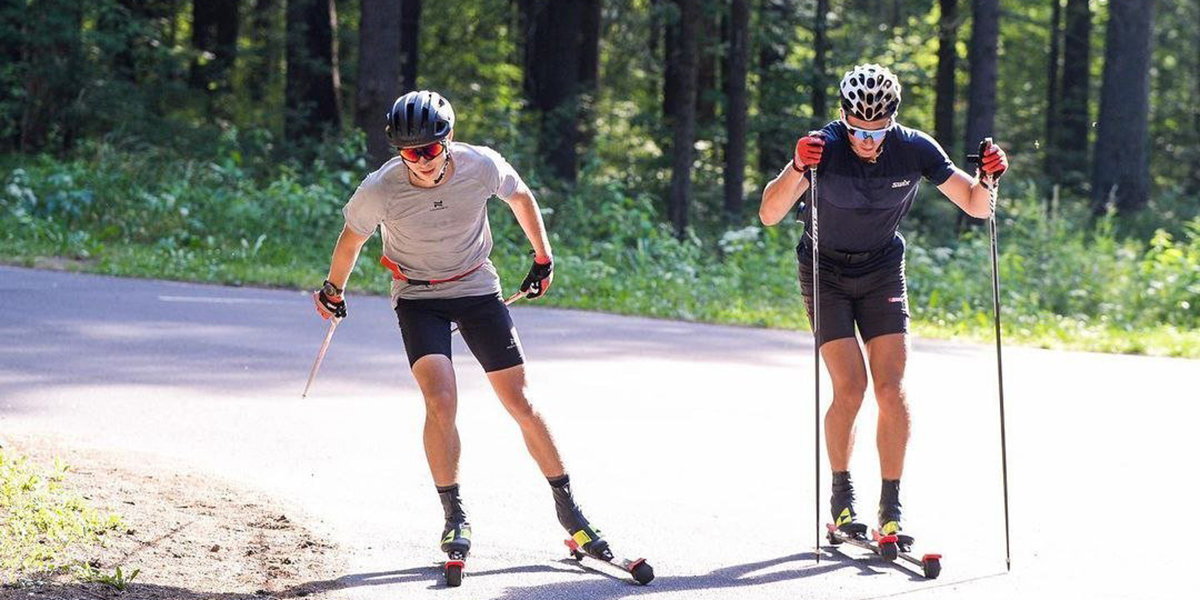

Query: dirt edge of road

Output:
[1, 434, 348, 600]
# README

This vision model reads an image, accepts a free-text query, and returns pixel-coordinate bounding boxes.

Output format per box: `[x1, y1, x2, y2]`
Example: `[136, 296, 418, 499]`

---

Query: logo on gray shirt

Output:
[431, 200, 446, 211]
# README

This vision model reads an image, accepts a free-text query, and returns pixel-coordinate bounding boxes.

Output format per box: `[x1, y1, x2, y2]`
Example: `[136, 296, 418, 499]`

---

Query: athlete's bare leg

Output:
[821, 337, 869, 471]
[864, 333, 910, 480]
[486, 364, 567, 478]
[412, 354, 461, 487]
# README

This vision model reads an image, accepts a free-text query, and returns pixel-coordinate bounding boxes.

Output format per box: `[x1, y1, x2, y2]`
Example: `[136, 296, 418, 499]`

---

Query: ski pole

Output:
[449, 290, 526, 336]
[302, 316, 341, 398]
[810, 165, 822, 563]
[971, 137, 1012, 571]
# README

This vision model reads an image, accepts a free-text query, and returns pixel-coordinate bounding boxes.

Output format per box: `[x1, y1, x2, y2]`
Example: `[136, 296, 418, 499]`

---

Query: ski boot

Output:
[827, 471, 868, 544]
[875, 479, 914, 561]
[552, 478, 611, 561]
[552, 477, 654, 585]
[438, 485, 471, 587]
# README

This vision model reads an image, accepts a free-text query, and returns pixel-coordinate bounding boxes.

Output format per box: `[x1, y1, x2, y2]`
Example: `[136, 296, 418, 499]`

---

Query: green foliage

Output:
[0, 450, 124, 578]
[2, 139, 1198, 356]
[76, 564, 140, 591]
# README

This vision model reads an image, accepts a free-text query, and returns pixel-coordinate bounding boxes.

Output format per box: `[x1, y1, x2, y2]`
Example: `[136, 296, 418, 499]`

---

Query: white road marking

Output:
[157, 295, 291, 305]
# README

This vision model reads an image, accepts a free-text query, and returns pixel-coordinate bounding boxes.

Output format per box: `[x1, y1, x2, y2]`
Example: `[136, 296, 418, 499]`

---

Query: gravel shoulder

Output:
[1, 434, 347, 600]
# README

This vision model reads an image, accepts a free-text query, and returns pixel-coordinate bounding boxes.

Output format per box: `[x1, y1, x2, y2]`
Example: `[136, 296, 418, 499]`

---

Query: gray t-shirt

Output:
[342, 142, 523, 302]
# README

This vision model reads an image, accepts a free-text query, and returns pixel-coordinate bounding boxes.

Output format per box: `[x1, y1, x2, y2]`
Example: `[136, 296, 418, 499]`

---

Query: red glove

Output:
[793, 132, 825, 172]
[981, 141, 1008, 181]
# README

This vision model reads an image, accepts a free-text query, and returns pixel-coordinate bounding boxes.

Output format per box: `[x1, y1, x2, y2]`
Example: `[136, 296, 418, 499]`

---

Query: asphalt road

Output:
[1, 265, 1194, 599]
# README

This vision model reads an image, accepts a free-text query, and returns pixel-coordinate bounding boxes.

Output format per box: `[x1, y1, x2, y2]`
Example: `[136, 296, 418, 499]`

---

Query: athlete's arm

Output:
[502, 182, 553, 261]
[936, 169, 994, 219]
[760, 165, 811, 226]
[325, 224, 372, 290]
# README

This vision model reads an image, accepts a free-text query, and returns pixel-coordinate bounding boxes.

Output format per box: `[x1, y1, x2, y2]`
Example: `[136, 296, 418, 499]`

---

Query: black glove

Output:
[520, 255, 554, 299]
[313, 279, 347, 319]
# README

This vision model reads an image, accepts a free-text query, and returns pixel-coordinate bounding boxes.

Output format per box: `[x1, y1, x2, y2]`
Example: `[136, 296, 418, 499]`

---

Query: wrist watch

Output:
[321, 280, 343, 298]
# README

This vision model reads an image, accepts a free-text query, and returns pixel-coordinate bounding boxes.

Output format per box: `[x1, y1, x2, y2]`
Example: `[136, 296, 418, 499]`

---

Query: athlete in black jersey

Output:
[759, 64, 1009, 548]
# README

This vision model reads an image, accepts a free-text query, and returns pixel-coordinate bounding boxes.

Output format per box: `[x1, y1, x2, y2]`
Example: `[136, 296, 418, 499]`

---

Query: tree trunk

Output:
[723, 0, 749, 221]
[668, 0, 699, 236]
[357, 0, 402, 168]
[286, 0, 342, 142]
[756, 0, 794, 174]
[1043, 0, 1062, 184]
[961, 0, 998, 229]
[400, 0, 422, 92]
[933, 0, 958, 152]
[812, 0, 829, 128]
[20, 0, 81, 153]
[663, 0, 678, 118]
[1058, 0, 1090, 185]
[695, 6, 719, 128]
[191, 0, 239, 96]
[247, 0, 281, 103]
[521, 0, 585, 182]
[1091, 0, 1156, 214]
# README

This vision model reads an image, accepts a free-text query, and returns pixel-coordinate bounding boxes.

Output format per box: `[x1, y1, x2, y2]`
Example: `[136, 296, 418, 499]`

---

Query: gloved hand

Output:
[980, 140, 1009, 182]
[313, 279, 347, 319]
[793, 131, 825, 172]
[520, 255, 553, 299]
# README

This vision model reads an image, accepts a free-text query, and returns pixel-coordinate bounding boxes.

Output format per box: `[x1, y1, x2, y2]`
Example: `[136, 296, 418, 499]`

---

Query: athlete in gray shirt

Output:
[312, 91, 649, 584]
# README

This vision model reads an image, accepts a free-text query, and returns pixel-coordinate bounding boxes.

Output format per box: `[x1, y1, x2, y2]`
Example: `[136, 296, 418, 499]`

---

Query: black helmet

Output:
[386, 90, 456, 148]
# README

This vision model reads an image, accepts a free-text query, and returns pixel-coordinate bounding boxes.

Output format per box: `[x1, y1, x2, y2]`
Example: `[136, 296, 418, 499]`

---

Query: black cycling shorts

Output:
[797, 242, 910, 347]
[394, 293, 526, 372]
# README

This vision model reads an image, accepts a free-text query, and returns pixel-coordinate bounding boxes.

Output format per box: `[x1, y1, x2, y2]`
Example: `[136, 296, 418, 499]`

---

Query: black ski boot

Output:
[830, 471, 868, 540]
[437, 485, 471, 586]
[550, 475, 611, 561]
[878, 479, 914, 554]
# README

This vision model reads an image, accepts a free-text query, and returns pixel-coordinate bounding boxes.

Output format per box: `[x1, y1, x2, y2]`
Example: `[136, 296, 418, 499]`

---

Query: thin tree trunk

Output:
[1044, 0, 1062, 184]
[1092, 0, 1156, 214]
[400, 0, 421, 92]
[812, 0, 829, 127]
[934, 0, 959, 152]
[20, 0, 81, 153]
[1059, 0, 1090, 185]
[668, 0, 699, 236]
[961, 0, 999, 229]
[663, 0, 678, 118]
[723, 0, 749, 221]
[357, 0, 402, 167]
[191, 0, 238, 95]
[695, 6, 719, 127]
[522, 0, 584, 182]
[286, 0, 342, 142]
[757, 0, 793, 174]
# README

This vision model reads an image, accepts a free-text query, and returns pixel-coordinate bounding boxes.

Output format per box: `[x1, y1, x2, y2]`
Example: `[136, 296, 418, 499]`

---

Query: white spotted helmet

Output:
[839, 64, 902, 122]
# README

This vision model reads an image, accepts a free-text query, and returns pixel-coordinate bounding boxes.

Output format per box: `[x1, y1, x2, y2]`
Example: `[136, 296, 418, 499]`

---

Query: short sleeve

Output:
[915, 131, 954, 185]
[341, 175, 386, 237]
[478, 146, 523, 199]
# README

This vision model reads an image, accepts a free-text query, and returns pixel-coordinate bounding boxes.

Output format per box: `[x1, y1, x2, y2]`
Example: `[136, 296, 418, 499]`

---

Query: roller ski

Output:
[553, 477, 654, 585]
[824, 478, 941, 579]
[438, 485, 471, 587]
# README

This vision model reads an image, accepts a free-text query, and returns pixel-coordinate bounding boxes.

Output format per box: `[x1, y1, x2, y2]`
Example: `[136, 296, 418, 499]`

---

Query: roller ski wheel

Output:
[564, 538, 655, 585]
[872, 529, 900, 562]
[921, 554, 942, 579]
[443, 550, 466, 587]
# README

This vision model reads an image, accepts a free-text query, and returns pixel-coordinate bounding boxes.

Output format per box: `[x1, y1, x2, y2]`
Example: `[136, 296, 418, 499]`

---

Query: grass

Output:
[2, 141, 1197, 358]
[0, 449, 124, 584]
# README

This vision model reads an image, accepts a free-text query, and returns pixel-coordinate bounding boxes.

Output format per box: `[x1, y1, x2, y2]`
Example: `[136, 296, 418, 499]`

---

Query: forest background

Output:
[1, 0, 1196, 356]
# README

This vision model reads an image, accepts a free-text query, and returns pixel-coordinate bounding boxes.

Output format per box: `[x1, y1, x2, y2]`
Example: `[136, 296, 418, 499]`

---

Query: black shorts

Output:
[797, 238, 910, 347]
[394, 293, 526, 372]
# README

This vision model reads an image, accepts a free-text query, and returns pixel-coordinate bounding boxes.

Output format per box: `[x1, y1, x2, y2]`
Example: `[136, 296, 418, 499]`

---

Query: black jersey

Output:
[800, 121, 954, 255]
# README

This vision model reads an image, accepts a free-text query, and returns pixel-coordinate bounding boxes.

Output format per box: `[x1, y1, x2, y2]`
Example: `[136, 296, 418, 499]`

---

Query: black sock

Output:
[881, 479, 901, 505]
[832, 471, 853, 492]
[438, 484, 466, 523]
[548, 474, 570, 489]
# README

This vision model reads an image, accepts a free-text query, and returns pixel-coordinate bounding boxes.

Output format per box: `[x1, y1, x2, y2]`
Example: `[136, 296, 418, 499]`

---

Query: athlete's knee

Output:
[503, 393, 542, 427]
[831, 377, 867, 411]
[874, 380, 908, 415]
[424, 388, 458, 422]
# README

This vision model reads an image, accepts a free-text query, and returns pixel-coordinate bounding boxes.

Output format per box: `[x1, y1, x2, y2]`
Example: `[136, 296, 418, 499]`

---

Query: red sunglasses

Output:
[399, 141, 447, 162]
